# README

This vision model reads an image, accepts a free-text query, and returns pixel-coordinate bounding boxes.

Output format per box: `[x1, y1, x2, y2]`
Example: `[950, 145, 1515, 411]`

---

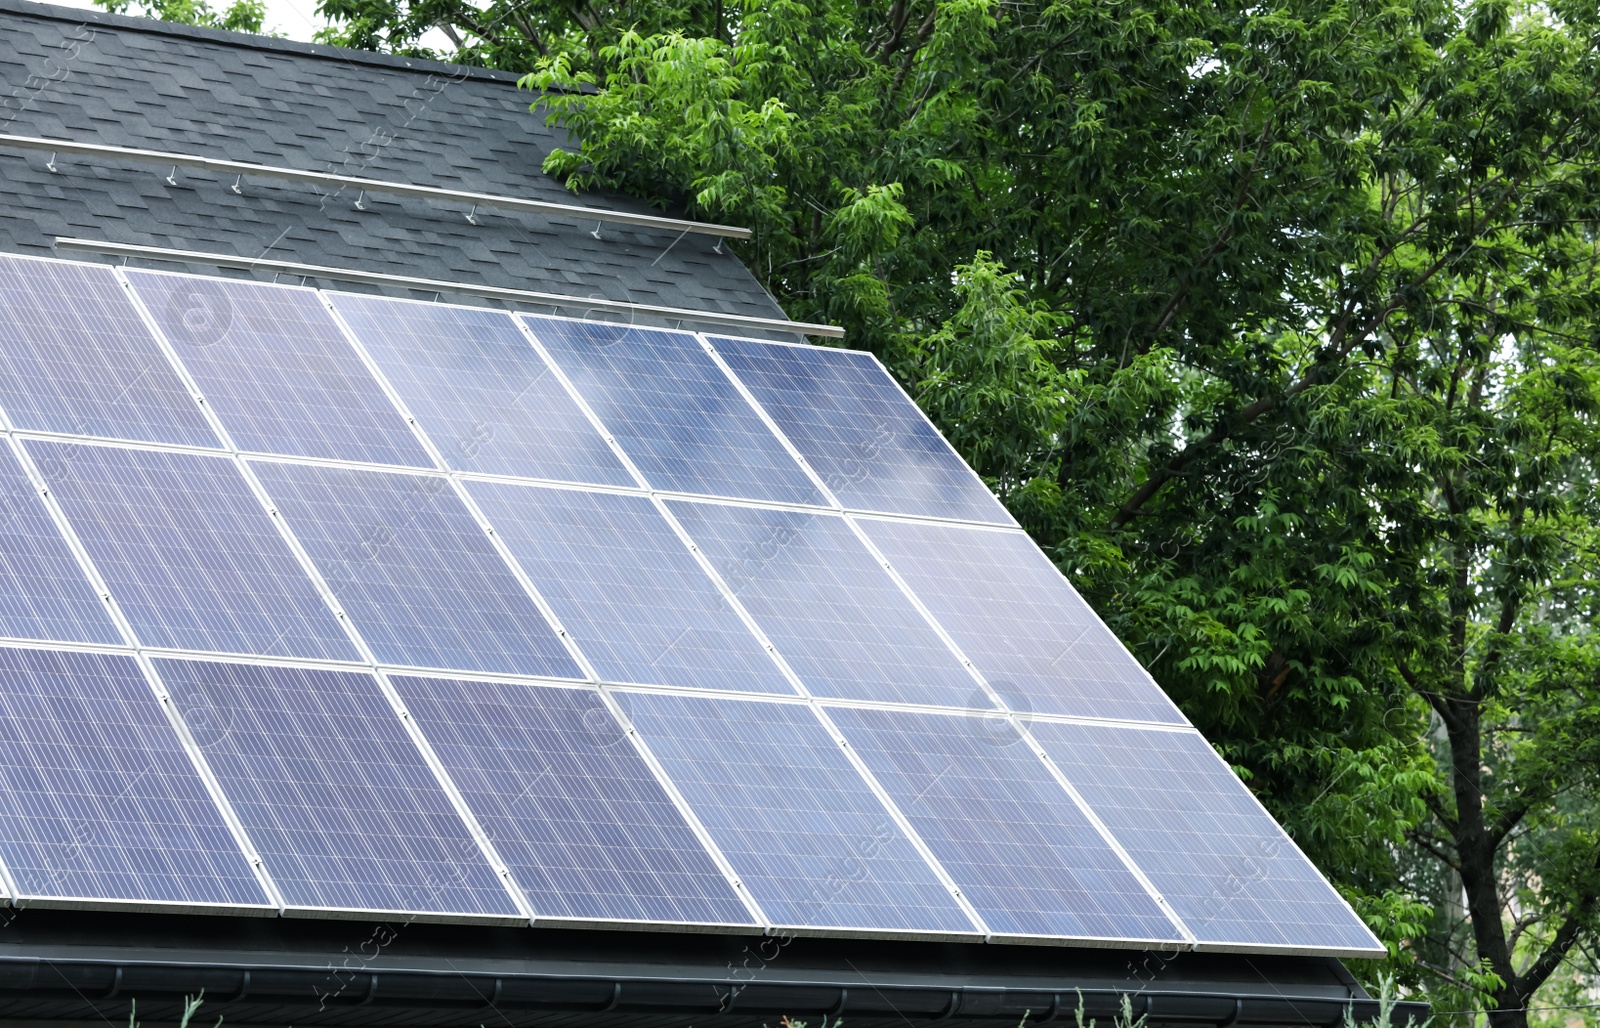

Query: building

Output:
[0, 3, 1426, 1025]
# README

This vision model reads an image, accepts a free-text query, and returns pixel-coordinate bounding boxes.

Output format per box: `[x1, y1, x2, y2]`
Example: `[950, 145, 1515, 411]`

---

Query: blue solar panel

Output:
[0, 647, 268, 907]
[616, 691, 975, 933]
[327, 295, 635, 487]
[709, 336, 1012, 524]
[153, 658, 522, 919]
[26, 442, 358, 661]
[0, 443, 122, 645]
[522, 317, 824, 505]
[124, 272, 431, 467]
[826, 706, 1181, 941]
[391, 675, 755, 925]
[465, 483, 792, 694]
[664, 501, 980, 707]
[250, 461, 581, 678]
[0, 255, 218, 447]
[1029, 722, 1383, 953]
[857, 519, 1186, 724]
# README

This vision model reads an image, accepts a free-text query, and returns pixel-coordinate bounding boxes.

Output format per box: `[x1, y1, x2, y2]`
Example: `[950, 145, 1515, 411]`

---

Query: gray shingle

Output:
[0, 0, 796, 336]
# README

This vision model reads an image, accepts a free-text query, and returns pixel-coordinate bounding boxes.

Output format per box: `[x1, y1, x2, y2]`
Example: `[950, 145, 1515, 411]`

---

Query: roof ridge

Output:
[0, 0, 521, 84]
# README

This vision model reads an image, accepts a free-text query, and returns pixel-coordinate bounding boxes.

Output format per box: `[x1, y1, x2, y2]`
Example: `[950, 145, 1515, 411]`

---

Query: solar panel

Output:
[153, 658, 522, 920]
[522, 316, 825, 505]
[26, 441, 359, 661]
[124, 272, 432, 467]
[464, 482, 793, 694]
[708, 336, 1012, 524]
[826, 706, 1183, 942]
[390, 675, 755, 926]
[0, 646, 269, 908]
[614, 691, 976, 934]
[857, 518, 1186, 724]
[327, 295, 635, 487]
[0, 255, 218, 447]
[663, 500, 981, 707]
[249, 461, 581, 678]
[1029, 722, 1383, 953]
[0, 443, 122, 645]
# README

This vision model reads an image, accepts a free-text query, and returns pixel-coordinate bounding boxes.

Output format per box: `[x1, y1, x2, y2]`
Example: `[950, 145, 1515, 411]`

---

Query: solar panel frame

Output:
[702, 333, 1015, 526]
[0, 645, 276, 914]
[122, 269, 434, 469]
[854, 516, 1189, 725]
[152, 656, 528, 924]
[0, 254, 221, 449]
[324, 292, 637, 489]
[23, 440, 363, 663]
[389, 674, 760, 929]
[520, 315, 826, 506]
[1027, 720, 1384, 956]
[613, 689, 984, 939]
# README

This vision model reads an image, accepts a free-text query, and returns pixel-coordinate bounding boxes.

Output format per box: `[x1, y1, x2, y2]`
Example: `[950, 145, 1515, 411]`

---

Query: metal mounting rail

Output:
[4, 132, 751, 240]
[54, 237, 842, 339]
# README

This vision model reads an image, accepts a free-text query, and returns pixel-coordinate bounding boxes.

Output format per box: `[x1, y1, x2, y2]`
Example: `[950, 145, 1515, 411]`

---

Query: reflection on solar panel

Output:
[328, 295, 634, 487]
[0, 256, 218, 447]
[616, 691, 975, 934]
[709, 336, 1012, 524]
[391, 675, 755, 926]
[523, 316, 825, 505]
[0, 442, 121, 644]
[125, 273, 432, 467]
[0, 256, 1379, 957]
[0, 647, 267, 908]
[827, 706, 1182, 942]
[154, 658, 521, 920]
[1030, 722, 1381, 951]
[665, 500, 979, 707]
[250, 461, 580, 677]
[465, 482, 792, 694]
[27, 442, 358, 661]
[858, 518, 1187, 724]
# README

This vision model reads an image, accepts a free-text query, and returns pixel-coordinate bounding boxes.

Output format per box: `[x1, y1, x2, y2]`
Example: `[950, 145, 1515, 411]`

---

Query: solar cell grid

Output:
[664, 500, 981, 708]
[0, 443, 122, 645]
[708, 336, 1012, 525]
[154, 658, 521, 919]
[1030, 722, 1383, 953]
[391, 675, 754, 925]
[0, 255, 218, 448]
[0, 647, 268, 908]
[827, 706, 1183, 941]
[858, 519, 1186, 724]
[125, 272, 432, 468]
[25, 441, 359, 662]
[328, 295, 634, 487]
[250, 461, 581, 678]
[523, 316, 824, 505]
[464, 483, 792, 694]
[616, 691, 976, 934]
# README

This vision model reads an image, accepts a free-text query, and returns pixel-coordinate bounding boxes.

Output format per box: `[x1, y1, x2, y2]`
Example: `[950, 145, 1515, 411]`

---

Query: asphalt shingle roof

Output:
[0, 0, 792, 332]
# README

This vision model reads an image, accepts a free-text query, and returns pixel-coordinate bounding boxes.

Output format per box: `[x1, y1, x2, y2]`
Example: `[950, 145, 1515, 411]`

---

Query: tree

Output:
[93, 0, 269, 32]
[314, 0, 1600, 1021]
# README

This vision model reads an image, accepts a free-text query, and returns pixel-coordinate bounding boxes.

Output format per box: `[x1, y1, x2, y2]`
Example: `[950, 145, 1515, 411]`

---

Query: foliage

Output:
[94, 0, 269, 33]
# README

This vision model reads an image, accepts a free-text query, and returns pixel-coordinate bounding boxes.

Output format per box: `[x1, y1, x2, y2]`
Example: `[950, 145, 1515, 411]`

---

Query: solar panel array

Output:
[0, 252, 1382, 955]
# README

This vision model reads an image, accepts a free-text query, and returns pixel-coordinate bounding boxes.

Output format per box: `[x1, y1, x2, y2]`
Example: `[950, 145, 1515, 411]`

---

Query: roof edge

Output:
[0, 0, 525, 85]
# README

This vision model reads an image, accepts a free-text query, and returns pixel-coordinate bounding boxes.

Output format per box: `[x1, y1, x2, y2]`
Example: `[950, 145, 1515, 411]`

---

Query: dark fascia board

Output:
[0, 910, 1427, 1027]
[0, 0, 576, 89]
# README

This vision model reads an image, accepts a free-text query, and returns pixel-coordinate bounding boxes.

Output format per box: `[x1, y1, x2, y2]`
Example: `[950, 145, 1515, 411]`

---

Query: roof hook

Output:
[166, 165, 179, 186]
[46, 152, 57, 173]
[231, 174, 243, 195]
[591, 221, 603, 240]
[712, 238, 724, 254]
[465, 204, 479, 225]
[354, 190, 367, 211]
